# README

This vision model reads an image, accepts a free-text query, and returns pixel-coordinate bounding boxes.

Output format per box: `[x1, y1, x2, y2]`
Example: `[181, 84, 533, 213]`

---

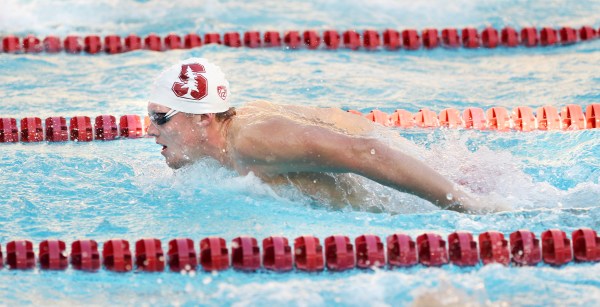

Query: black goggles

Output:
[148, 109, 179, 126]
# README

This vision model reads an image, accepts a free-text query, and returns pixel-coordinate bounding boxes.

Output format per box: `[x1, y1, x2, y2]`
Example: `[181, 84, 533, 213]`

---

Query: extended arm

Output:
[310, 131, 477, 212]
[235, 117, 479, 212]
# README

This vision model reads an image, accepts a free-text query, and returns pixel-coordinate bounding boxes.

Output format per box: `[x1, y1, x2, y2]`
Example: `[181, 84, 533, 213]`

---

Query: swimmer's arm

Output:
[307, 132, 474, 212]
[238, 121, 476, 212]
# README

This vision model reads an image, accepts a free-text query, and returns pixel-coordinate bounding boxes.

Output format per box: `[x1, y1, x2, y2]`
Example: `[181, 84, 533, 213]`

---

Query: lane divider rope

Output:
[1, 26, 599, 54]
[1, 104, 598, 143]
[1, 228, 598, 272]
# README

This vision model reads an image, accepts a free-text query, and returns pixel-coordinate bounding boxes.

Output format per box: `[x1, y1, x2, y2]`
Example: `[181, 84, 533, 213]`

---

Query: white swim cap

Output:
[149, 58, 230, 114]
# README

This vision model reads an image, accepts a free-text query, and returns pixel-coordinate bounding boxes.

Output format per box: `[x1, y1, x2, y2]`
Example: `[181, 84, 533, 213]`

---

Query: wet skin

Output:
[148, 100, 488, 213]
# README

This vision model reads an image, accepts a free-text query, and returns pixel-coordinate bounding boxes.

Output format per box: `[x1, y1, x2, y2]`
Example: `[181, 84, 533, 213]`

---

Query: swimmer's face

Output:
[147, 102, 205, 169]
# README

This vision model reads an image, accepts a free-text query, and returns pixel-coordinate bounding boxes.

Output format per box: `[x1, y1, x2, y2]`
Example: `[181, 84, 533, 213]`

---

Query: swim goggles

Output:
[148, 109, 179, 126]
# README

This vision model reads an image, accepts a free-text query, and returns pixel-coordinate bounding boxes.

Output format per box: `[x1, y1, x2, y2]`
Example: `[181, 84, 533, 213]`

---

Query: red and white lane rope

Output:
[0, 104, 598, 143]
[1, 228, 598, 272]
[1, 26, 599, 54]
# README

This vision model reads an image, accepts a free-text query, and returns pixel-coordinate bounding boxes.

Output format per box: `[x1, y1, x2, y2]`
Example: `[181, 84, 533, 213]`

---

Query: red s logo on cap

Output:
[172, 64, 208, 100]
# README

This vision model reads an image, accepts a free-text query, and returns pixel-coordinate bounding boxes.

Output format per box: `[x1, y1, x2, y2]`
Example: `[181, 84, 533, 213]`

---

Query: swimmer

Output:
[147, 58, 497, 213]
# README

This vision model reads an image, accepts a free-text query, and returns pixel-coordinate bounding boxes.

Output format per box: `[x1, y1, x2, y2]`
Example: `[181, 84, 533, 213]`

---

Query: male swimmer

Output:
[147, 58, 492, 213]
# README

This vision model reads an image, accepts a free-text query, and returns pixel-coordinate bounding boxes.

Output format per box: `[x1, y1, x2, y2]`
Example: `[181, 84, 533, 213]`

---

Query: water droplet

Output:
[446, 193, 453, 200]
[370, 149, 376, 155]
[203, 277, 212, 285]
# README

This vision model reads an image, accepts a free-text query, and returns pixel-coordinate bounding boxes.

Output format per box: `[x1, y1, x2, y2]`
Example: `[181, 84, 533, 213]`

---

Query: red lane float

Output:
[244, 31, 261, 48]
[390, 109, 415, 128]
[303, 30, 320, 49]
[44, 36, 62, 53]
[204, 33, 221, 45]
[479, 231, 509, 265]
[264, 31, 281, 48]
[417, 233, 448, 266]
[184, 33, 202, 49]
[104, 35, 123, 54]
[448, 232, 478, 266]
[3, 25, 598, 55]
[486, 107, 510, 131]
[510, 230, 541, 266]
[383, 29, 401, 50]
[501, 27, 519, 47]
[323, 30, 341, 49]
[1, 229, 599, 272]
[355, 235, 385, 268]
[587, 104, 600, 128]
[363, 30, 380, 50]
[231, 236, 260, 271]
[223, 32, 241, 47]
[135, 238, 165, 272]
[1, 103, 598, 145]
[541, 229, 572, 265]
[168, 238, 197, 272]
[103, 239, 132, 272]
[294, 235, 324, 271]
[462, 28, 480, 48]
[23, 35, 42, 53]
[481, 27, 499, 48]
[263, 236, 293, 271]
[463, 107, 486, 130]
[125, 34, 142, 51]
[512, 106, 536, 131]
[71, 239, 100, 271]
[20, 117, 43, 142]
[521, 27, 538, 47]
[144, 34, 162, 51]
[39, 239, 68, 270]
[284, 31, 301, 49]
[6, 240, 35, 269]
[200, 237, 230, 271]
[84, 35, 102, 54]
[572, 228, 600, 262]
[402, 29, 421, 50]
[95, 115, 118, 140]
[343, 30, 361, 50]
[439, 108, 462, 128]
[386, 234, 417, 267]
[415, 108, 439, 128]
[325, 235, 355, 271]
[70, 116, 93, 142]
[561, 104, 586, 130]
[422, 29, 439, 49]
[441, 29, 460, 48]
[540, 27, 558, 46]
[2, 35, 22, 53]
[536, 106, 561, 130]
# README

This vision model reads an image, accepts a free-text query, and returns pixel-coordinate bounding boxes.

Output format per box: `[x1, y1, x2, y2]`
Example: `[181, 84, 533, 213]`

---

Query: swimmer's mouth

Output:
[161, 145, 167, 152]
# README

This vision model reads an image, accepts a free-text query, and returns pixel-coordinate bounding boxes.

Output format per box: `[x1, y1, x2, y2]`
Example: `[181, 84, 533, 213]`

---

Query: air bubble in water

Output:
[446, 193, 453, 200]
[370, 149, 376, 155]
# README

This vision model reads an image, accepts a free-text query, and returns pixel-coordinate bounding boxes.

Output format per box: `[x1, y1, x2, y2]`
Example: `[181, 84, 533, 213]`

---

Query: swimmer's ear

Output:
[198, 113, 216, 126]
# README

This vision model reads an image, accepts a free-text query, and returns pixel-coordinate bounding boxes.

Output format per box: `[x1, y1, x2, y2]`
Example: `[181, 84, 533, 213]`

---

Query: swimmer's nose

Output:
[147, 121, 159, 137]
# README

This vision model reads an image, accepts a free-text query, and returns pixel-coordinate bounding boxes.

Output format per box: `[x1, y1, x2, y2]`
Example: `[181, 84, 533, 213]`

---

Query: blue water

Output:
[1, 0, 600, 305]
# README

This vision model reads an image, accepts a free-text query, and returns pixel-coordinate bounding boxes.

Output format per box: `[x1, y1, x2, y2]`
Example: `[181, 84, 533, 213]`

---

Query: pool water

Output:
[1, 0, 599, 305]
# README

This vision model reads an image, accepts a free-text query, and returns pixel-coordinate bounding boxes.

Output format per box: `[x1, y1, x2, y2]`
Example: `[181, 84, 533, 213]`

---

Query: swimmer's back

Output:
[234, 100, 375, 136]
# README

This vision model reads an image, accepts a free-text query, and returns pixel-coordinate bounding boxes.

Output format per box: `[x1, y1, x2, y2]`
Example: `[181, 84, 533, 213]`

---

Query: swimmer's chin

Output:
[165, 158, 192, 170]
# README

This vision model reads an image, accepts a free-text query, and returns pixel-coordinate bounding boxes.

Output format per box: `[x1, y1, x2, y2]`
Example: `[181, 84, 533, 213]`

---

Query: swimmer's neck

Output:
[201, 114, 234, 168]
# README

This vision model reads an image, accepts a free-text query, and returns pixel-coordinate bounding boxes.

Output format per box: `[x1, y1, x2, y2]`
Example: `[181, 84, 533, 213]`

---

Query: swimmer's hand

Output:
[444, 194, 512, 214]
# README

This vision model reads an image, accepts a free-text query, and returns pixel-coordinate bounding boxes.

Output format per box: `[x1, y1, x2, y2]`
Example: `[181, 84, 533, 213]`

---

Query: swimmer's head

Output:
[147, 58, 234, 169]
[148, 57, 230, 114]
